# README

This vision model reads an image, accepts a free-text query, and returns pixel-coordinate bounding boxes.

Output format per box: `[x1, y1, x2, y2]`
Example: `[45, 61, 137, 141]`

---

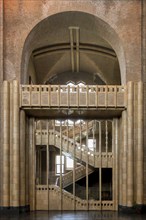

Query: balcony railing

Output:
[20, 85, 126, 108]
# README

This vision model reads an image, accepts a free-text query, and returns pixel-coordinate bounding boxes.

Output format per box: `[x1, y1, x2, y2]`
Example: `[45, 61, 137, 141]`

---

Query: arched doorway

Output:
[20, 11, 126, 211]
[21, 11, 126, 85]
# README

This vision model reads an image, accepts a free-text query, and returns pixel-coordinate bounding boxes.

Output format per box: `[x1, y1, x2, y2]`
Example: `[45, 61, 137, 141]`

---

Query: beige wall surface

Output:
[0, 0, 146, 211]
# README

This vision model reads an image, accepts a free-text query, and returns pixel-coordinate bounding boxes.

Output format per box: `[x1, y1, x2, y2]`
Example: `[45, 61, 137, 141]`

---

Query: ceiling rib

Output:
[69, 27, 80, 73]
[33, 43, 116, 59]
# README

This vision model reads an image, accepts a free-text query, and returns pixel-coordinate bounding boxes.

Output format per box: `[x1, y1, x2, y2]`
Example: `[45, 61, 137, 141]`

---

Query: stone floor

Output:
[1, 211, 146, 220]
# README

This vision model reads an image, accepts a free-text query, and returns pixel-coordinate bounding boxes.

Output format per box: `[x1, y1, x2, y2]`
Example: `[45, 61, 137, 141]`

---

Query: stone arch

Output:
[21, 11, 126, 85]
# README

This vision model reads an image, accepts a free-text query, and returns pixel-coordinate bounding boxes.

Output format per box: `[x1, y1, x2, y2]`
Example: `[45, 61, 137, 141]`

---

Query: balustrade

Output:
[20, 85, 126, 108]
[35, 185, 114, 210]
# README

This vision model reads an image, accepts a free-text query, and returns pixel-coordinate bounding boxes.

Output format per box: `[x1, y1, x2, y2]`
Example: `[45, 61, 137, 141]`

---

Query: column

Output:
[25, 117, 29, 207]
[127, 81, 134, 207]
[118, 117, 122, 206]
[20, 110, 26, 207]
[136, 82, 144, 205]
[122, 110, 127, 206]
[29, 118, 35, 210]
[12, 80, 20, 207]
[2, 81, 10, 207]
[114, 119, 118, 210]
[9, 82, 13, 207]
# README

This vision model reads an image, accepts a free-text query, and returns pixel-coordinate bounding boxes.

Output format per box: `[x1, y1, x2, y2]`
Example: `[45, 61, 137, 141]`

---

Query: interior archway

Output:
[21, 11, 126, 85]
[19, 11, 127, 211]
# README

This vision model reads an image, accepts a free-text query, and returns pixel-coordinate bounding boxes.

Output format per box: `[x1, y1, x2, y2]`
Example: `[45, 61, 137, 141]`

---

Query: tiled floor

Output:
[1, 211, 146, 220]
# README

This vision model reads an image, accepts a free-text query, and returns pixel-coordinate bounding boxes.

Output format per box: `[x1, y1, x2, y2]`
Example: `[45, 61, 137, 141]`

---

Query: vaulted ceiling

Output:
[27, 12, 121, 85]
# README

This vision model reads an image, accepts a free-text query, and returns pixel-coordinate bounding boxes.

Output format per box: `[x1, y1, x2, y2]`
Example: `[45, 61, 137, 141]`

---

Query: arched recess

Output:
[21, 11, 126, 85]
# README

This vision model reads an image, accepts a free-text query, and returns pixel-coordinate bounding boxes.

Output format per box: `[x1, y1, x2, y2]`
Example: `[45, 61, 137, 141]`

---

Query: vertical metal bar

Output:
[39, 149, 41, 184]
[112, 119, 115, 209]
[93, 120, 95, 167]
[58, 85, 60, 107]
[33, 119, 36, 210]
[48, 85, 50, 107]
[40, 120, 42, 184]
[40, 120, 42, 146]
[60, 121, 62, 210]
[77, 85, 79, 107]
[115, 119, 118, 210]
[106, 120, 108, 154]
[115, 86, 117, 107]
[69, 28, 75, 72]
[99, 121, 102, 155]
[76, 28, 80, 72]
[53, 120, 55, 145]
[73, 121, 76, 210]
[96, 85, 98, 107]
[99, 168, 102, 210]
[99, 121, 102, 209]
[106, 121, 108, 168]
[86, 121, 89, 210]
[67, 120, 69, 153]
[47, 120, 49, 210]
[87, 85, 89, 107]
[80, 120, 82, 160]
[68, 86, 70, 107]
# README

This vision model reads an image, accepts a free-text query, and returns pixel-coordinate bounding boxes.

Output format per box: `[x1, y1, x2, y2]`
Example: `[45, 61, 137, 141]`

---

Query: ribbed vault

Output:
[21, 11, 124, 85]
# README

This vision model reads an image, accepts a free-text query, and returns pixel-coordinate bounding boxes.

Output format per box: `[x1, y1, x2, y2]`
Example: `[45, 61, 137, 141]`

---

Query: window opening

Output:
[56, 155, 65, 175]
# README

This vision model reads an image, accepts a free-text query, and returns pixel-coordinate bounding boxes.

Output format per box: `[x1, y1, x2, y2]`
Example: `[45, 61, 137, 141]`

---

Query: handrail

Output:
[35, 129, 113, 168]
[56, 165, 94, 188]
